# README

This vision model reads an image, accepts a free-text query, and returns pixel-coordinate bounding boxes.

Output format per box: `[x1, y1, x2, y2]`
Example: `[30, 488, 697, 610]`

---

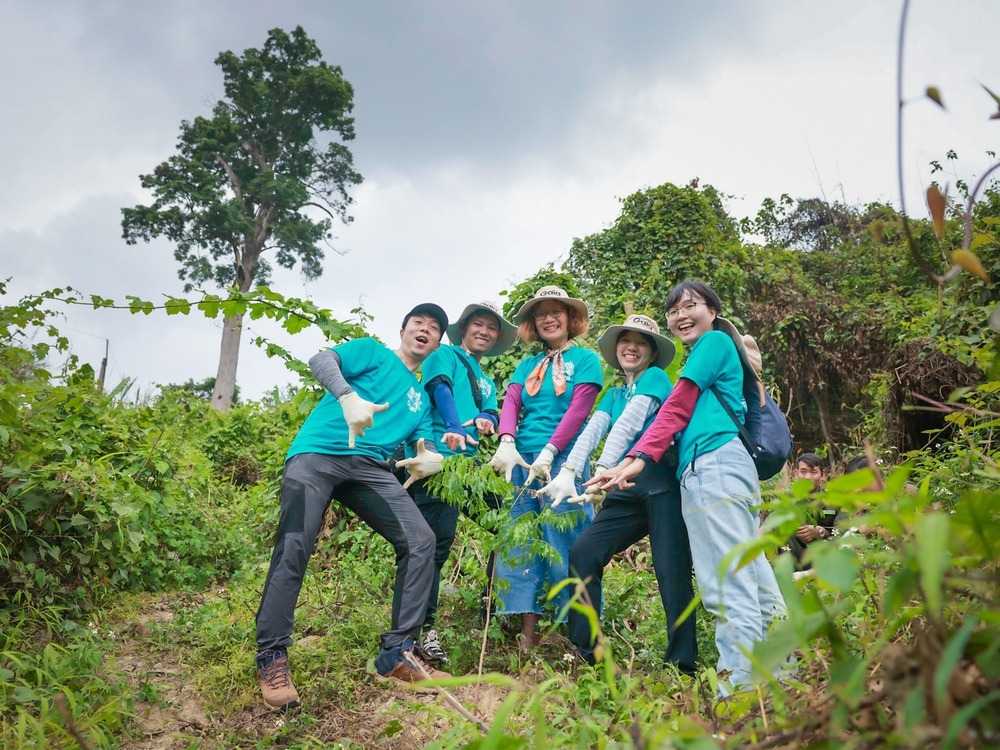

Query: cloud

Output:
[2, 0, 998, 401]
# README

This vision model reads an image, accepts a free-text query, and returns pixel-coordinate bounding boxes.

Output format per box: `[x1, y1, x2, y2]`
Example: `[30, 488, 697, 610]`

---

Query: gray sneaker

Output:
[419, 628, 449, 666]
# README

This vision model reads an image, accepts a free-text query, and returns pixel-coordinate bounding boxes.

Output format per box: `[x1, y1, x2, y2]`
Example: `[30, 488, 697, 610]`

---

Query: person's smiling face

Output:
[616, 331, 654, 376]
[399, 314, 442, 362]
[531, 302, 569, 347]
[461, 312, 501, 355]
[666, 291, 716, 345]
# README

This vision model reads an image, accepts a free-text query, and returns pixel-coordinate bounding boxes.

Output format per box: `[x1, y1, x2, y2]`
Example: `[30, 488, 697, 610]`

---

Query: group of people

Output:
[252, 279, 795, 711]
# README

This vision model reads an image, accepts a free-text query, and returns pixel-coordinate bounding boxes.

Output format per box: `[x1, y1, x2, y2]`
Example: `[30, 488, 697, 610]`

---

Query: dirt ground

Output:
[111, 596, 518, 749]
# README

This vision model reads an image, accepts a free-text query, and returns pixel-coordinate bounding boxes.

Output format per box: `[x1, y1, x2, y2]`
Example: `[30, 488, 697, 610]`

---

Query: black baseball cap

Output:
[402, 303, 448, 340]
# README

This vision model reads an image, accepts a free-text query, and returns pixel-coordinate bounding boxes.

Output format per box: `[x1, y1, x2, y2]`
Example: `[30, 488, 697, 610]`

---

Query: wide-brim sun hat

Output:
[512, 285, 589, 324]
[446, 300, 518, 357]
[597, 314, 676, 371]
[715, 317, 763, 381]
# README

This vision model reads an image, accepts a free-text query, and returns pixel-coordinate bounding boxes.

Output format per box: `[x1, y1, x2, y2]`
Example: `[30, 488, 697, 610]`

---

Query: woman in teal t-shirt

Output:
[590, 280, 786, 692]
[487, 286, 603, 652]
[536, 314, 697, 673]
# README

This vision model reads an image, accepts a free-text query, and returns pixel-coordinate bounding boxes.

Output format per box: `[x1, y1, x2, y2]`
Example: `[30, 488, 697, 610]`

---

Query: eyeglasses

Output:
[532, 307, 566, 321]
[666, 302, 707, 321]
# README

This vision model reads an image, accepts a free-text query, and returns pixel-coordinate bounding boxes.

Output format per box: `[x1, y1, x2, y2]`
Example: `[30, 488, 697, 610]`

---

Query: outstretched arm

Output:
[594, 394, 659, 470]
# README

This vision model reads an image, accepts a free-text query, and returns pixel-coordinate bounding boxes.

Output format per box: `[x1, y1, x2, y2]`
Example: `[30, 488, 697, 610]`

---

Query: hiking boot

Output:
[256, 649, 300, 711]
[420, 628, 449, 666]
[376, 643, 451, 691]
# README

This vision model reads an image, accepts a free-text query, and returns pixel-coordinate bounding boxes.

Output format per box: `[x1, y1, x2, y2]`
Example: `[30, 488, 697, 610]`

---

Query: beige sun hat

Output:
[446, 300, 518, 357]
[597, 314, 676, 371]
[714, 317, 763, 381]
[512, 285, 589, 324]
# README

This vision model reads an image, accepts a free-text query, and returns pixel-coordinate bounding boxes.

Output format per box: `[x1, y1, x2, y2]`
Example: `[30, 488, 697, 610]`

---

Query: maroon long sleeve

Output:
[629, 378, 701, 462]
[497, 382, 523, 437]
[549, 383, 600, 452]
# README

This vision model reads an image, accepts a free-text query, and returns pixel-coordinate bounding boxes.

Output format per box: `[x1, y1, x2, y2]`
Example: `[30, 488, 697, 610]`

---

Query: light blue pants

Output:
[680, 437, 786, 689]
[493, 451, 594, 620]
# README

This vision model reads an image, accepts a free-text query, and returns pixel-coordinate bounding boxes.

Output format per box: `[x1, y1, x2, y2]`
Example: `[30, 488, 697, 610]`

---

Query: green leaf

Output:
[809, 544, 861, 593]
[916, 513, 950, 616]
[926, 86, 945, 108]
[934, 615, 978, 708]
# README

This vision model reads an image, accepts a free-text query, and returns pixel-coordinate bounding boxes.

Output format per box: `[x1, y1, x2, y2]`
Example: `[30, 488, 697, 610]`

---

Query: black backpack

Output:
[711, 366, 793, 481]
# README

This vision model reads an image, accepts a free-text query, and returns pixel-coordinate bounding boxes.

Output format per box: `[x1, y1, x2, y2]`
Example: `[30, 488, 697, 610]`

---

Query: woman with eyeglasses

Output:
[487, 285, 602, 652]
[589, 280, 786, 692]
[535, 314, 697, 674]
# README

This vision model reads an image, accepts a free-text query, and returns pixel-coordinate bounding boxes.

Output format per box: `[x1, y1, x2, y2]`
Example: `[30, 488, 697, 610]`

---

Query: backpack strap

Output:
[710, 384, 757, 459]
[453, 349, 484, 412]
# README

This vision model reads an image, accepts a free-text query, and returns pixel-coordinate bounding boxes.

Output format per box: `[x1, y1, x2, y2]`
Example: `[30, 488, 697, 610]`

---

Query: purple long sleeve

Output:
[548, 383, 600, 452]
[498, 382, 524, 437]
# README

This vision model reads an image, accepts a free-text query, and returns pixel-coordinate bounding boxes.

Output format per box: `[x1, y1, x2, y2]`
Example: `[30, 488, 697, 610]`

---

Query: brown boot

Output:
[256, 650, 300, 711]
[376, 645, 451, 692]
[519, 613, 541, 653]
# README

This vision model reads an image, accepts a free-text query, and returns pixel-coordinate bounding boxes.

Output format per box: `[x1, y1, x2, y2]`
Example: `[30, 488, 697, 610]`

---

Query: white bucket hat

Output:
[715, 317, 763, 380]
[597, 314, 676, 371]
[446, 300, 518, 357]
[512, 285, 589, 325]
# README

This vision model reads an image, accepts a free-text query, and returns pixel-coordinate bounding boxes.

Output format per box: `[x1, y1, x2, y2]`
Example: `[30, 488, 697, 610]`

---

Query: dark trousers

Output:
[408, 477, 504, 629]
[567, 462, 697, 674]
[256, 452, 435, 653]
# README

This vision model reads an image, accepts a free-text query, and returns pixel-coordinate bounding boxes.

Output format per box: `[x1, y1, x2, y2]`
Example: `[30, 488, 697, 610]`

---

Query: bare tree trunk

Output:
[815, 393, 838, 464]
[210, 312, 243, 411]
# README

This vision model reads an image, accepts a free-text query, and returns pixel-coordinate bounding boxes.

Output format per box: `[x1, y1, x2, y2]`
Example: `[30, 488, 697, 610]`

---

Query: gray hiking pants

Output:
[255, 452, 436, 652]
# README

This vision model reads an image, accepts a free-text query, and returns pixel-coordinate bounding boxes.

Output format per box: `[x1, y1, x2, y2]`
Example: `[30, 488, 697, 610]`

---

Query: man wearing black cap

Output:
[254, 303, 450, 710]
[401, 301, 517, 665]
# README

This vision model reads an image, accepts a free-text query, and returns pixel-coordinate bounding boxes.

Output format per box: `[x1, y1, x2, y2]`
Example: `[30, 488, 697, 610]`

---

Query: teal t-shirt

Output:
[410, 344, 499, 459]
[595, 366, 673, 455]
[674, 330, 744, 476]
[287, 337, 433, 462]
[511, 343, 603, 454]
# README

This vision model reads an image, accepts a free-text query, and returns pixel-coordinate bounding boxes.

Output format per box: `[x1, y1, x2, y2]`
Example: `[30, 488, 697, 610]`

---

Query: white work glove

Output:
[396, 439, 444, 490]
[526, 445, 557, 485]
[538, 466, 579, 507]
[339, 391, 389, 448]
[566, 485, 606, 507]
[489, 439, 530, 483]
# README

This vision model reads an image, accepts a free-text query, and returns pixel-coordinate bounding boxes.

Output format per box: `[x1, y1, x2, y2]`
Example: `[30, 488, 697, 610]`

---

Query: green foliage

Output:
[566, 181, 745, 334]
[121, 26, 362, 293]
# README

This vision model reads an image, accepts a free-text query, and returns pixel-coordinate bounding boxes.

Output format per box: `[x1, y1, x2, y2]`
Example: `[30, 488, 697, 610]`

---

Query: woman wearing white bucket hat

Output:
[535, 314, 697, 673]
[590, 280, 786, 693]
[486, 285, 603, 652]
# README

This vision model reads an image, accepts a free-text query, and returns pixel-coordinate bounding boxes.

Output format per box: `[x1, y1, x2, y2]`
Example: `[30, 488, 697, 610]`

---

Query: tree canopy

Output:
[121, 26, 361, 410]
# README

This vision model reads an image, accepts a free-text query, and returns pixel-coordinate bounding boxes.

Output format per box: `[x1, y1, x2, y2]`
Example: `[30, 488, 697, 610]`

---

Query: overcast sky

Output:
[2, 1, 997, 400]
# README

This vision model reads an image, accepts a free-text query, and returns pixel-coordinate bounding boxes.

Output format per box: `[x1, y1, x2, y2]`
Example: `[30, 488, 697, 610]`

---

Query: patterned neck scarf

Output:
[525, 341, 574, 397]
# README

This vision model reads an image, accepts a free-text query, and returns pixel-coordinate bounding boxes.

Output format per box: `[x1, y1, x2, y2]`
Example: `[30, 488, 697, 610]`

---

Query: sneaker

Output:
[256, 649, 300, 711]
[420, 628, 449, 666]
[376, 643, 451, 691]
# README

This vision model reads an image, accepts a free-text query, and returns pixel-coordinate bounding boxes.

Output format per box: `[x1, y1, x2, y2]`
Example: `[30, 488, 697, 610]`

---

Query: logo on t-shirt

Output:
[407, 387, 423, 413]
[563, 361, 576, 381]
[478, 377, 494, 398]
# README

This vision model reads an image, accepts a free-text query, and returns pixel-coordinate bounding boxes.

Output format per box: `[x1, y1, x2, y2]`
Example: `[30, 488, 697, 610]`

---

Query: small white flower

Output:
[274, 718, 284, 729]
[563, 653, 574, 662]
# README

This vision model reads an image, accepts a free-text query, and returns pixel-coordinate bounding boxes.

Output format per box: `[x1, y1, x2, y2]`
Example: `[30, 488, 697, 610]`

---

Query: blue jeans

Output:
[679, 437, 786, 689]
[493, 451, 594, 620]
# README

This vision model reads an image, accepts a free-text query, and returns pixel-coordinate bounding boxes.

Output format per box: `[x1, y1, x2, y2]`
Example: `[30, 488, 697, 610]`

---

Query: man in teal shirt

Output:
[403, 301, 517, 665]
[255, 303, 451, 710]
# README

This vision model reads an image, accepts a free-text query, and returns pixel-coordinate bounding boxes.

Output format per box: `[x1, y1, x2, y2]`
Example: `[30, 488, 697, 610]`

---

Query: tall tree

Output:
[122, 26, 362, 410]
